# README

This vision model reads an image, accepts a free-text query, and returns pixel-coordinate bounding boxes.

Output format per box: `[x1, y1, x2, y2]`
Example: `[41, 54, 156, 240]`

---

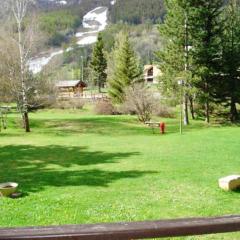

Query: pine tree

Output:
[108, 32, 142, 103]
[90, 33, 107, 93]
[188, 0, 224, 123]
[216, 0, 240, 122]
[156, 0, 193, 125]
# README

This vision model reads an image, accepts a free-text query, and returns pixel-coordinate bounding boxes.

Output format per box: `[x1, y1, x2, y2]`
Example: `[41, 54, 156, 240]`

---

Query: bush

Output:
[153, 105, 175, 118]
[48, 33, 66, 47]
[54, 99, 85, 110]
[118, 104, 137, 115]
[69, 99, 85, 110]
[55, 101, 71, 109]
[94, 100, 115, 115]
[194, 102, 218, 119]
[123, 84, 155, 123]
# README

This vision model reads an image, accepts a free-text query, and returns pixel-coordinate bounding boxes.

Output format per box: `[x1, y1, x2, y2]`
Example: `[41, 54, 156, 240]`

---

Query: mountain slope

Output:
[30, 0, 165, 73]
[37, 0, 112, 9]
[110, 0, 165, 24]
[29, 6, 109, 73]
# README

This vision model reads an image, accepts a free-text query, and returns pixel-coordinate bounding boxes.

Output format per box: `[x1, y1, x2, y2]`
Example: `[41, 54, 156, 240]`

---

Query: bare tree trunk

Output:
[184, 11, 190, 125]
[205, 99, 210, 124]
[2, 113, 7, 130]
[21, 75, 30, 132]
[13, 0, 31, 132]
[203, 79, 210, 123]
[98, 81, 101, 93]
[23, 112, 30, 132]
[230, 97, 238, 123]
[184, 93, 189, 125]
[189, 96, 195, 120]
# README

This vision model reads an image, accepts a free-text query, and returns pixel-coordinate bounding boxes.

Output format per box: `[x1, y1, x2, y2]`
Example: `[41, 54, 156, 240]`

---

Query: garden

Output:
[0, 108, 239, 239]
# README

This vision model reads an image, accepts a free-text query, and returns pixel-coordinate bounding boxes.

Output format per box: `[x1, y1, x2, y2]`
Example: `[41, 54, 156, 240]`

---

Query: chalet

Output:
[56, 80, 87, 98]
[143, 65, 162, 84]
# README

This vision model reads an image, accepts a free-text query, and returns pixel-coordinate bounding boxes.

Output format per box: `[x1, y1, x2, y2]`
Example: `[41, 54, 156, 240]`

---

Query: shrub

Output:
[153, 105, 175, 118]
[69, 99, 85, 110]
[118, 104, 137, 115]
[48, 33, 66, 47]
[94, 100, 115, 115]
[55, 101, 71, 110]
[123, 84, 155, 123]
[28, 96, 57, 111]
[54, 99, 85, 110]
[194, 102, 216, 119]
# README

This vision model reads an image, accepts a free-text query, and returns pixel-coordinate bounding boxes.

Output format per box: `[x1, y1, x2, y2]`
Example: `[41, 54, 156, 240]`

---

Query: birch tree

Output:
[10, 0, 35, 132]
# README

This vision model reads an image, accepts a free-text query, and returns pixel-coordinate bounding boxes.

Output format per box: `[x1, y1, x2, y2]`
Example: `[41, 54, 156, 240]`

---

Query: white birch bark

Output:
[10, 0, 35, 132]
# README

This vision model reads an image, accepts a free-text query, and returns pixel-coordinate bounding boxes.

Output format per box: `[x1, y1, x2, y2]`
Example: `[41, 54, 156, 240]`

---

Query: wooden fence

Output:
[0, 215, 240, 240]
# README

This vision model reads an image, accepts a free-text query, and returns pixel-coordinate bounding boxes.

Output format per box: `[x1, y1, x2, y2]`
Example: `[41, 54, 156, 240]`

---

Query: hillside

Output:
[0, 0, 165, 75]
[37, 0, 166, 24]
[36, 0, 166, 49]
[29, 6, 109, 74]
[37, 0, 112, 9]
[109, 0, 165, 24]
[37, 0, 112, 46]
[28, 0, 165, 73]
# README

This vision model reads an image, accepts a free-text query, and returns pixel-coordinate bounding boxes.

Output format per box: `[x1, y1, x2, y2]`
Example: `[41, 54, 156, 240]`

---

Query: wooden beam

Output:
[0, 215, 240, 240]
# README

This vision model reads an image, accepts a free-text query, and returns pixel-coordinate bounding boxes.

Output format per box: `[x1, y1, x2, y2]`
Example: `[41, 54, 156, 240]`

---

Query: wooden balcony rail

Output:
[0, 215, 240, 240]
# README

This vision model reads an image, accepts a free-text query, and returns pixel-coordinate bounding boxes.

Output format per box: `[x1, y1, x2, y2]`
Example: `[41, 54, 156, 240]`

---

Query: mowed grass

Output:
[0, 109, 239, 239]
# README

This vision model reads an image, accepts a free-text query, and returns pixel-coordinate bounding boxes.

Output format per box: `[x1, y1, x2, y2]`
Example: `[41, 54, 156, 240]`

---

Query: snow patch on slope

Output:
[82, 6, 108, 31]
[29, 6, 108, 74]
[47, 0, 67, 5]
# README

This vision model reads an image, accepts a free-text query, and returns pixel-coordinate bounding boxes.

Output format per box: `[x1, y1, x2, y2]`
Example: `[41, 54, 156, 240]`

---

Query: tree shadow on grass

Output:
[29, 116, 152, 136]
[0, 145, 137, 167]
[0, 145, 156, 193]
[233, 188, 240, 193]
[11, 169, 156, 193]
[5, 115, 212, 138]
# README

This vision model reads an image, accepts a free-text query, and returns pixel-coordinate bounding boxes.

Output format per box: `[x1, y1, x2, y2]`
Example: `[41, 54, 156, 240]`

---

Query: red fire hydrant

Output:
[160, 122, 166, 134]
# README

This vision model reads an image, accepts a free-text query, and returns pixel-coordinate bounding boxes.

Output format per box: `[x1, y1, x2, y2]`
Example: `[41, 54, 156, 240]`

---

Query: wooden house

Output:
[143, 65, 162, 84]
[56, 80, 87, 98]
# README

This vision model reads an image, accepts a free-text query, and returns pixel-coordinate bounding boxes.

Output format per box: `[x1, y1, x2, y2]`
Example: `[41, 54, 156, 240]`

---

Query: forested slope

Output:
[38, 0, 112, 46]
[110, 0, 166, 24]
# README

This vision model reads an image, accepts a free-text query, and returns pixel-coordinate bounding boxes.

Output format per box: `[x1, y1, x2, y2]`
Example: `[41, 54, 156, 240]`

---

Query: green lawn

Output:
[0, 109, 239, 239]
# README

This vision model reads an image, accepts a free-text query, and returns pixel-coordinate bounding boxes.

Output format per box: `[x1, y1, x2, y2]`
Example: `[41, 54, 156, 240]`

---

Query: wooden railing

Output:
[0, 215, 240, 240]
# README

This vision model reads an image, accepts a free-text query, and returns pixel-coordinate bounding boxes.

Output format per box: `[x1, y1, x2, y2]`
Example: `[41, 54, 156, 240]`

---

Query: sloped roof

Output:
[143, 65, 162, 77]
[56, 80, 85, 88]
[144, 65, 154, 71]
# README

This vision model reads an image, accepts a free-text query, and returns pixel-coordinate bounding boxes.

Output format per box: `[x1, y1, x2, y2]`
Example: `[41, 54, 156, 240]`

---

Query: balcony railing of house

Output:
[0, 215, 240, 240]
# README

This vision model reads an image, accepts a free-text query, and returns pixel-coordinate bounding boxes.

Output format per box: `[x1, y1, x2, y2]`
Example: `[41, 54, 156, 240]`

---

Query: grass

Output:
[0, 108, 239, 239]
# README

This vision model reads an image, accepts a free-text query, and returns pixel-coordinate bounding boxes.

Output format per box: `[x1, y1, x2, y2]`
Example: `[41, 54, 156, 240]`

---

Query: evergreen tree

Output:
[156, 0, 193, 124]
[188, 0, 224, 123]
[108, 32, 142, 103]
[216, 0, 240, 122]
[90, 33, 107, 93]
[110, 0, 165, 24]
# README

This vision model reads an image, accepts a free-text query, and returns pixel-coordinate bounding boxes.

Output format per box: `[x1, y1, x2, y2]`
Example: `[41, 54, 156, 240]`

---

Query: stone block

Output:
[219, 175, 240, 191]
